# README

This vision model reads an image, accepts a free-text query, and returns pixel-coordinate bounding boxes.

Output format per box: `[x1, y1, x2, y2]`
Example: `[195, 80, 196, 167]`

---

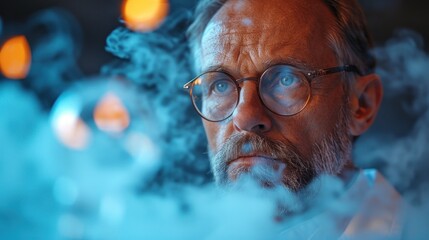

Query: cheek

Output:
[303, 88, 346, 138]
[273, 89, 346, 157]
[272, 118, 315, 160]
[203, 121, 229, 153]
[203, 122, 216, 152]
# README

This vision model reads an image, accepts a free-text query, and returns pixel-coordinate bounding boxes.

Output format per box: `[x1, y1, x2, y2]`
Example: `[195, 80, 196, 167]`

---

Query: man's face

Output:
[198, 0, 354, 191]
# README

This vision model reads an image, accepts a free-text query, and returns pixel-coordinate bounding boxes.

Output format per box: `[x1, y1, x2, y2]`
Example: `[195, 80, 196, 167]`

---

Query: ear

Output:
[348, 73, 383, 136]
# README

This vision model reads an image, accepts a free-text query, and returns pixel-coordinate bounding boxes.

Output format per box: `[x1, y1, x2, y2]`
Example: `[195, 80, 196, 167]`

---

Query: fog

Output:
[0, 6, 428, 240]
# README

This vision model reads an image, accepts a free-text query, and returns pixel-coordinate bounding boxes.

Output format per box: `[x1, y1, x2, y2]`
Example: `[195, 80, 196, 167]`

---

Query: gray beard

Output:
[208, 99, 352, 192]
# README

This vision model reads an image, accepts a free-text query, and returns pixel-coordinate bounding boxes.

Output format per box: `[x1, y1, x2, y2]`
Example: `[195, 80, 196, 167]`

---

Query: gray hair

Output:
[187, 0, 376, 80]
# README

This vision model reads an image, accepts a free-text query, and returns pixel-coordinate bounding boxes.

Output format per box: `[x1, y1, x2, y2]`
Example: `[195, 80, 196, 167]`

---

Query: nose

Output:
[232, 81, 272, 133]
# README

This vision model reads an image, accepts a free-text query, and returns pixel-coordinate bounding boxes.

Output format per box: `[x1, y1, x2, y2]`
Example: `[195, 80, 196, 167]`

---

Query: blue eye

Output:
[213, 80, 233, 94]
[260, 66, 306, 95]
[279, 75, 298, 87]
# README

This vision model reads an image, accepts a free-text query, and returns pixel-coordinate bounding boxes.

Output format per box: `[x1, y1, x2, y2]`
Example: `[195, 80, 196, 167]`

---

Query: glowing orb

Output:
[51, 94, 91, 150]
[50, 77, 149, 150]
[122, 0, 169, 32]
[94, 92, 130, 133]
[0, 35, 32, 79]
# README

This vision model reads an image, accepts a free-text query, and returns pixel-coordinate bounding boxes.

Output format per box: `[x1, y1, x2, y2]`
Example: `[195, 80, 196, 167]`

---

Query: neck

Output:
[337, 160, 359, 189]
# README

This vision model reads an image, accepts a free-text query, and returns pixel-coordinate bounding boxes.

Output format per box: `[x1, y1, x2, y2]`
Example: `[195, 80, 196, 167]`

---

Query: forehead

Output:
[199, 0, 337, 73]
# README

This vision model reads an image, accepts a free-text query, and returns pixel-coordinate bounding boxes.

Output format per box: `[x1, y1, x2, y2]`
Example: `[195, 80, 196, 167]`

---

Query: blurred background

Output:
[0, 0, 428, 239]
[1, 0, 429, 75]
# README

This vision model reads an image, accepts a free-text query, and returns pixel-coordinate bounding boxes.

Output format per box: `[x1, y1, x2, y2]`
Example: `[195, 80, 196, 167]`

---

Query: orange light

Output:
[94, 92, 130, 133]
[0, 35, 32, 79]
[122, 0, 169, 32]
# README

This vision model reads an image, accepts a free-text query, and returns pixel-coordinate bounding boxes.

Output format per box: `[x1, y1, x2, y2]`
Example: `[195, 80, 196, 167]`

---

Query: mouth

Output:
[228, 155, 279, 167]
[227, 155, 284, 174]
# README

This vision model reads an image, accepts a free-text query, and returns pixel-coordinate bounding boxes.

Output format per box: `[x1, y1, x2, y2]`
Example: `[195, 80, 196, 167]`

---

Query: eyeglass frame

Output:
[183, 64, 362, 122]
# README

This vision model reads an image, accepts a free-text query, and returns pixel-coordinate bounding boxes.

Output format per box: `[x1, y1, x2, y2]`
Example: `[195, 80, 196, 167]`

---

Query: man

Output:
[184, 0, 403, 238]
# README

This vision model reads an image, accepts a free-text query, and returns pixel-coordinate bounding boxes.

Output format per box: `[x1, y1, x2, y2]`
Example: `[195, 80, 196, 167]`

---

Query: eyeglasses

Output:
[183, 64, 361, 122]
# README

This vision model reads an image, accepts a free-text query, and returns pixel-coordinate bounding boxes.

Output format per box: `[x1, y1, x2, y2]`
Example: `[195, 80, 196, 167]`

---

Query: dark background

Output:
[1, 0, 428, 75]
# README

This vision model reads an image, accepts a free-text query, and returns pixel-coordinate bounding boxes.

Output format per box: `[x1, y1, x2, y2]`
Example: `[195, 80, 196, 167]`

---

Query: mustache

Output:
[213, 132, 309, 170]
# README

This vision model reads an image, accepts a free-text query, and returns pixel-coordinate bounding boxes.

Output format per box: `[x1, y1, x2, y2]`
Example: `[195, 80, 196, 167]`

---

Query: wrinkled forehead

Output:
[203, 0, 297, 41]
[198, 0, 336, 71]
[202, 0, 334, 39]
[214, 0, 307, 24]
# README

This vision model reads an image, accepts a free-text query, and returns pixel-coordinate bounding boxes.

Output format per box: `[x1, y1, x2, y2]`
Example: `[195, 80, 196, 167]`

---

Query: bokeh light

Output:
[50, 92, 91, 150]
[94, 92, 130, 133]
[0, 35, 32, 79]
[50, 77, 155, 152]
[122, 0, 169, 32]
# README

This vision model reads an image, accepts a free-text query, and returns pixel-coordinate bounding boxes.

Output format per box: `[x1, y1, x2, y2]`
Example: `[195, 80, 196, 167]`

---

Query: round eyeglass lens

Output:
[259, 65, 311, 116]
[190, 72, 238, 121]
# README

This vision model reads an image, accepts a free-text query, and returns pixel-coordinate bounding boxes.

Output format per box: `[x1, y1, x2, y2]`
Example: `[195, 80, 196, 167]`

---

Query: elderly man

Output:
[184, 0, 403, 238]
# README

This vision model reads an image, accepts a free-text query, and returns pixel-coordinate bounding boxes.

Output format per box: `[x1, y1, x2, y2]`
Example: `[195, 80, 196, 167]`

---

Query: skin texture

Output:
[198, 0, 383, 189]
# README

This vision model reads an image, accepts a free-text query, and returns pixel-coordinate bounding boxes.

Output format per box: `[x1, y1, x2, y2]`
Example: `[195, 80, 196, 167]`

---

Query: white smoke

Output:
[354, 30, 429, 239]
[1, 7, 429, 240]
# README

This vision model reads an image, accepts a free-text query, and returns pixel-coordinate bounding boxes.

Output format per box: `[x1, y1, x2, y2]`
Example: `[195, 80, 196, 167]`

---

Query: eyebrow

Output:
[200, 57, 314, 76]
[264, 57, 313, 70]
[202, 65, 230, 73]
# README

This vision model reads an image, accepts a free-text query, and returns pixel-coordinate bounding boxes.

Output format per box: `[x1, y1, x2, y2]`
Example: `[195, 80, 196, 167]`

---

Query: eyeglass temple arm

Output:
[310, 65, 363, 78]
[183, 78, 195, 89]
